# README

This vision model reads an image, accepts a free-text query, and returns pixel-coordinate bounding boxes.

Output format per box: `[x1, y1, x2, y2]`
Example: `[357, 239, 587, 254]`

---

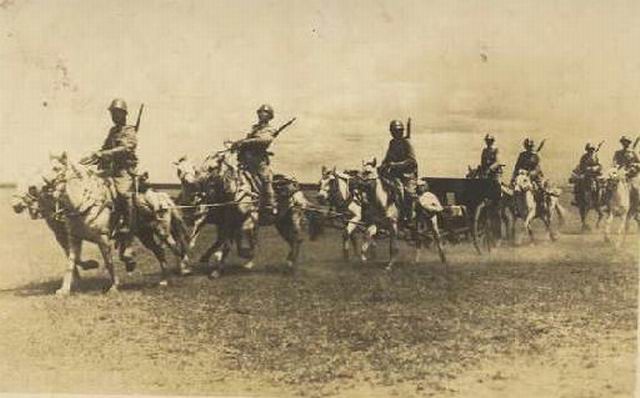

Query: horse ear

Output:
[332, 166, 336, 174]
[372, 157, 377, 167]
[60, 151, 68, 165]
[321, 165, 327, 174]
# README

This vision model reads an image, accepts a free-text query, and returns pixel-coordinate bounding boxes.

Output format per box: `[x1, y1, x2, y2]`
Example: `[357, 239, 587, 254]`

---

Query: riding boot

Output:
[120, 197, 136, 271]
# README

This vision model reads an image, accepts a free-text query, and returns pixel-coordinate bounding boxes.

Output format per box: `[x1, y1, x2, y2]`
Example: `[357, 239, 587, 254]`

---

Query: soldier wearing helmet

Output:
[87, 98, 138, 268]
[512, 137, 543, 185]
[479, 134, 502, 180]
[613, 136, 640, 173]
[233, 104, 278, 217]
[570, 141, 603, 207]
[380, 119, 418, 223]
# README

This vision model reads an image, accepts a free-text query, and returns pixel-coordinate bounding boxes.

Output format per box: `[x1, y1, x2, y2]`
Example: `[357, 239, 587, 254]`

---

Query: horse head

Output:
[317, 165, 337, 204]
[361, 157, 379, 180]
[513, 170, 534, 193]
[11, 179, 47, 219]
[173, 155, 200, 185]
[605, 167, 628, 191]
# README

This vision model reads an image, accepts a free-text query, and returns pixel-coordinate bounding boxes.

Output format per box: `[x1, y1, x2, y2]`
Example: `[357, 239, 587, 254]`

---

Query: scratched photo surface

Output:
[0, 1, 637, 397]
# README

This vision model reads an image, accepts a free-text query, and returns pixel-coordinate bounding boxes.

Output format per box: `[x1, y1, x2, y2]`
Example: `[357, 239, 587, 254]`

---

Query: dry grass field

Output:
[0, 188, 636, 397]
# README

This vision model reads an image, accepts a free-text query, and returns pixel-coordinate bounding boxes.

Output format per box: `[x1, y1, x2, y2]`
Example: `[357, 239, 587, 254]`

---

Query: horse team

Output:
[9, 100, 640, 296]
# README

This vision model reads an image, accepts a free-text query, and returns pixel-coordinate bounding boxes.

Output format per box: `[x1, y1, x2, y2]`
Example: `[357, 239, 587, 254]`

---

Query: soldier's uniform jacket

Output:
[577, 152, 602, 176]
[513, 150, 542, 179]
[480, 146, 501, 175]
[613, 148, 640, 169]
[382, 138, 418, 178]
[237, 122, 276, 169]
[99, 125, 138, 176]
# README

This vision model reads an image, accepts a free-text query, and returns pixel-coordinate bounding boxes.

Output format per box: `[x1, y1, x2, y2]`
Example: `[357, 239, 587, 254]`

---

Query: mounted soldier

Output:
[612, 135, 640, 218]
[512, 137, 544, 187]
[84, 98, 138, 268]
[613, 136, 640, 173]
[479, 134, 503, 181]
[570, 142, 603, 207]
[379, 119, 418, 223]
[231, 104, 278, 220]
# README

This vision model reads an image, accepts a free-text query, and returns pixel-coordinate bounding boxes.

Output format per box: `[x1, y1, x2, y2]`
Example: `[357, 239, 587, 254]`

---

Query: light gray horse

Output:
[26, 152, 193, 295]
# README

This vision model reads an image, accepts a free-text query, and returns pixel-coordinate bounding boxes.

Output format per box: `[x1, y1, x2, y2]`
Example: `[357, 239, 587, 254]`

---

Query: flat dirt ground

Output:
[0, 188, 637, 397]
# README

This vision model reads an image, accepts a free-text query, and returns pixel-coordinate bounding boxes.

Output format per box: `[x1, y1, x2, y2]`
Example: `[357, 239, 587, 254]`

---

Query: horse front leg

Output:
[188, 213, 207, 250]
[523, 210, 536, 245]
[603, 211, 614, 244]
[542, 213, 557, 242]
[56, 235, 82, 296]
[343, 220, 359, 261]
[208, 226, 233, 279]
[275, 212, 303, 272]
[361, 224, 377, 263]
[158, 229, 193, 277]
[385, 221, 399, 272]
[429, 215, 447, 265]
[579, 205, 590, 232]
[239, 214, 258, 271]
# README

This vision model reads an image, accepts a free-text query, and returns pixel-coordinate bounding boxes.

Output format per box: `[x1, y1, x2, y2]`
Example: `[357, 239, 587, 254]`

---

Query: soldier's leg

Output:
[258, 164, 276, 211]
[113, 176, 136, 267]
[404, 177, 417, 221]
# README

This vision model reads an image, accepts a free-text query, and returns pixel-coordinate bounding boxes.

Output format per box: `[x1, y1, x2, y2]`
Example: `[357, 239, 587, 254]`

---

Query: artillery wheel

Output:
[473, 201, 495, 254]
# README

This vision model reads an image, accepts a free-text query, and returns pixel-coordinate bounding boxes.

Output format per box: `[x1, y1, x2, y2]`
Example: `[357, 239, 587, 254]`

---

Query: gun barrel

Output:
[135, 104, 145, 132]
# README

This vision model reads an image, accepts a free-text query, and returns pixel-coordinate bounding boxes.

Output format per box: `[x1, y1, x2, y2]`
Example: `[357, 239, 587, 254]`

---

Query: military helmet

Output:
[484, 134, 495, 142]
[108, 98, 128, 113]
[585, 142, 596, 151]
[257, 104, 274, 118]
[523, 137, 535, 148]
[389, 120, 404, 132]
[620, 135, 632, 145]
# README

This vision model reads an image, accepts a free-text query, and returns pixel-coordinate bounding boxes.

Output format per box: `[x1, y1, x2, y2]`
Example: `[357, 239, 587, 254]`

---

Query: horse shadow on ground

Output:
[0, 275, 110, 297]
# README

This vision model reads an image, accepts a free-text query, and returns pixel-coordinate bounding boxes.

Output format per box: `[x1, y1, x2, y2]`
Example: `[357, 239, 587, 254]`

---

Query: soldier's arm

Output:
[99, 127, 137, 158]
[235, 129, 275, 149]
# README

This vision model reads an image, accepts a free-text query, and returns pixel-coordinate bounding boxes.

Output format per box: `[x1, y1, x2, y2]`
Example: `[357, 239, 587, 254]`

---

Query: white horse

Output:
[360, 158, 446, 269]
[317, 166, 368, 261]
[602, 168, 633, 247]
[508, 170, 557, 244]
[36, 152, 192, 295]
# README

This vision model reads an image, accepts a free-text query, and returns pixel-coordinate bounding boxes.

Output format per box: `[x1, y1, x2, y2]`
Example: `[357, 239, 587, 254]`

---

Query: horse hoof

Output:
[242, 261, 255, 270]
[209, 270, 221, 280]
[55, 289, 70, 297]
[105, 286, 120, 295]
[180, 267, 193, 277]
[159, 280, 169, 287]
[385, 264, 394, 272]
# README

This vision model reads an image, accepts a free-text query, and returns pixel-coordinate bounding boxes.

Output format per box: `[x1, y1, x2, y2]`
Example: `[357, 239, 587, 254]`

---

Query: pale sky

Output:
[1, 0, 639, 184]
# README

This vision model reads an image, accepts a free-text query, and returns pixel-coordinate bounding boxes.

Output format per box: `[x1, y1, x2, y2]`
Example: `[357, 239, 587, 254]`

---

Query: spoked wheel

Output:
[473, 201, 495, 254]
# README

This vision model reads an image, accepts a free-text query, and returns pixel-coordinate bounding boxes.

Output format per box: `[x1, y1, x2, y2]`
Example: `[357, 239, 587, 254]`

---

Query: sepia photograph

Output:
[0, 0, 638, 397]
